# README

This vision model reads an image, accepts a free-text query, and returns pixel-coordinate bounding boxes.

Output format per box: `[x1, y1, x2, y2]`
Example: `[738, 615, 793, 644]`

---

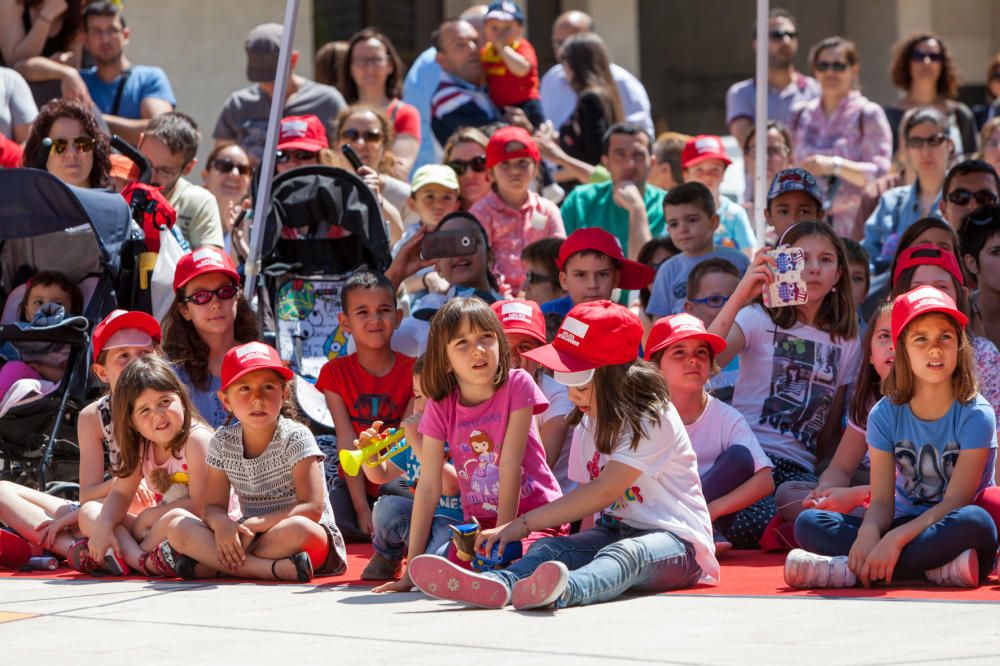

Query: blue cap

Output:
[767, 168, 823, 206]
[485, 1, 525, 23]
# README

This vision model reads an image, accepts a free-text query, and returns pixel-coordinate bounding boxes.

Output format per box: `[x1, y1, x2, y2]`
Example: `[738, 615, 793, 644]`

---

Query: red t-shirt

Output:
[480, 39, 539, 108]
[386, 98, 421, 142]
[0, 134, 24, 169]
[316, 352, 416, 496]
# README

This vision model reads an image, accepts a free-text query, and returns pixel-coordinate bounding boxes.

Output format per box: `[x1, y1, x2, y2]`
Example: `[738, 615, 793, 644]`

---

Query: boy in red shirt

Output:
[317, 271, 415, 542]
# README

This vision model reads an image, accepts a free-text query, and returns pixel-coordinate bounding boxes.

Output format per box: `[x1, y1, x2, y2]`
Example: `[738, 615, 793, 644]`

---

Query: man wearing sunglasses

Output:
[725, 8, 819, 147]
[213, 23, 346, 162]
[139, 112, 224, 249]
[79, 2, 176, 146]
[940, 159, 1000, 231]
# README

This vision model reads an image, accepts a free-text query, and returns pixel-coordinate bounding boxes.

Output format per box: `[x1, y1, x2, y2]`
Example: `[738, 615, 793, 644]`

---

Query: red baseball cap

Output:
[521, 300, 642, 386]
[891, 285, 968, 343]
[220, 341, 294, 390]
[277, 114, 329, 152]
[92, 309, 162, 361]
[892, 244, 964, 288]
[645, 313, 727, 361]
[485, 125, 540, 169]
[681, 135, 732, 169]
[556, 228, 655, 290]
[491, 299, 546, 345]
[173, 247, 241, 292]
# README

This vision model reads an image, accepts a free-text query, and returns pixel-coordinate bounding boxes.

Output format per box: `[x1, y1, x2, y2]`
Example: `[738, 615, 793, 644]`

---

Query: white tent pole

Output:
[754, 0, 769, 247]
[244, 0, 300, 304]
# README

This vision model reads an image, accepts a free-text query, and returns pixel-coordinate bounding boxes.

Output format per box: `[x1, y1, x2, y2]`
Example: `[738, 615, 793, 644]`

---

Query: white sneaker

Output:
[925, 548, 979, 588]
[784, 549, 857, 589]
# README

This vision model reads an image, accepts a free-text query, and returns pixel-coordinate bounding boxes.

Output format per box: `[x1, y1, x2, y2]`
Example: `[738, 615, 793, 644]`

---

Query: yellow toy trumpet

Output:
[338, 428, 409, 476]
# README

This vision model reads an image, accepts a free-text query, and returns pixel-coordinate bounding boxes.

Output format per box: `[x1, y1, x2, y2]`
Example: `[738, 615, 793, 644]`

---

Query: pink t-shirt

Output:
[419, 368, 562, 524]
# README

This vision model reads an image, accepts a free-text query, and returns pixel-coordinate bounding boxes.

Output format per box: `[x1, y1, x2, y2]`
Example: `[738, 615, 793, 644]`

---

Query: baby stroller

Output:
[0, 169, 136, 493]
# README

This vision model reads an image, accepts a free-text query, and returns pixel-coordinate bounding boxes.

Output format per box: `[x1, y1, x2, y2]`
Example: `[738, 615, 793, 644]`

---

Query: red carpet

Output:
[2, 546, 999, 601]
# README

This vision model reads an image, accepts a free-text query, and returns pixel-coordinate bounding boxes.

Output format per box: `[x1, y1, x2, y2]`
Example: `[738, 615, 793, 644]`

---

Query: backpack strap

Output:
[110, 69, 133, 117]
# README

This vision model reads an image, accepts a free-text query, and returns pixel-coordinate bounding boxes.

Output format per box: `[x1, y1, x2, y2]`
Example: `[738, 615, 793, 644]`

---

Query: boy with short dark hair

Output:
[765, 167, 825, 244]
[842, 238, 871, 314]
[316, 271, 415, 543]
[683, 257, 743, 403]
[540, 227, 655, 318]
[520, 237, 565, 306]
[647, 182, 750, 318]
[960, 204, 1000, 349]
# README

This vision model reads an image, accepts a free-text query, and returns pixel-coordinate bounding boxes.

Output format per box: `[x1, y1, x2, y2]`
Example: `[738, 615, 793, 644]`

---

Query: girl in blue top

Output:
[787, 286, 998, 588]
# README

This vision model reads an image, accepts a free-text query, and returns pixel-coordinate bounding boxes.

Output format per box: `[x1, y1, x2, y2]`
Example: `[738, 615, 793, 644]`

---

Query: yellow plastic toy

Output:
[338, 428, 409, 476]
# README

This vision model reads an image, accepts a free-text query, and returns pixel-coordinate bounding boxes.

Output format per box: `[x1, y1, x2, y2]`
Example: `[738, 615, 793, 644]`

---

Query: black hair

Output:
[341, 270, 396, 312]
[83, 0, 126, 29]
[943, 159, 1000, 199]
[602, 121, 652, 156]
[960, 204, 1000, 268]
[752, 7, 796, 36]
[663, 181, 715, 218]
[842, 237, 871, 301]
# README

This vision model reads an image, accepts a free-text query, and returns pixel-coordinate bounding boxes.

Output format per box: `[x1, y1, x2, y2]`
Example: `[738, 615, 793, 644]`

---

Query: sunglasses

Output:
[769, 30, 797, 40]
[50, 136, 95, 155]
[911, 50, 944, 63]
[524, 270, 557, 285]
[946, 189, 999, 207]
[275, 150, 318, 164]
[688, 294, 730, 308]
[448, 156, 487, 176]
[181, 283, 239, 305]
[212, 157, 251, 176]
[339, 128, 384, 144]
[905, 133, 947, 149]
[815, 61, 848, 73]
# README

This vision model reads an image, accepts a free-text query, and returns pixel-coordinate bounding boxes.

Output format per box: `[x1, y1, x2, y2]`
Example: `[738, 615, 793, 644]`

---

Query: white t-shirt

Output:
[732, 305, 861, 471]
[539, 63, 654, 137]
[539, 373, 577, 495]
[567, 404, 719, 585]
[685, 395, 772, 477]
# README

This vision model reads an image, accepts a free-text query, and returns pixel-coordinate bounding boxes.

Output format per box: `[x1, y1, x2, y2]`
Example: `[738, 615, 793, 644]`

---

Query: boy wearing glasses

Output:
[520, 238, 566, 307]
[684, 259, 743, 403]
[940, 159, 1000, 230]
[959, 205, 1000, 349]
[647, 182, 749, 319]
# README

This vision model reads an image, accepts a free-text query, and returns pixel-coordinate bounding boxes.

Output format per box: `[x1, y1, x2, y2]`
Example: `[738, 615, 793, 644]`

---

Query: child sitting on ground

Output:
[520, 237, 566, 306]
[681, 135, 756, 256]
[764, 168, 825, 246]
[646, 182, 750, 318]
[683, 259, 742, 402]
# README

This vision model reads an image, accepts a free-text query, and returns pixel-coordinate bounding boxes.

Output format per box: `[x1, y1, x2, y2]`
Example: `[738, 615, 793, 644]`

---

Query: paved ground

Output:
[2, 578, 1000, 665]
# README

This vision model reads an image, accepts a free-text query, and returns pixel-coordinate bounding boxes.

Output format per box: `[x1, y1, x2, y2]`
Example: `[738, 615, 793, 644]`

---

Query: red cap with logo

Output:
[521, 300, 642, 386]
[491, 299, 546, 345]
[890, 285, 968, 343]
[220, 341, 294, 390]
[173, 247, 241, 291]
[92, 309, 162, 361]
[681, 134, 732, 169]
[277, 114, 329, 152]
[645, 313, 727, 361]
[556, 227, 655, 290]
[485, 125, 541, 169]
[892, 244, 965, 288]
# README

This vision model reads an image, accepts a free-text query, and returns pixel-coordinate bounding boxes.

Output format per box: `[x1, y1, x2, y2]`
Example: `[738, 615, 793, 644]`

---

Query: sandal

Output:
[271, 551, 313, 582]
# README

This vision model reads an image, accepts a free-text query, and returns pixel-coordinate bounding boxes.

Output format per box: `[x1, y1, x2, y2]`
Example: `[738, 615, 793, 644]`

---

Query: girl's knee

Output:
[166, 515, 201, 548]
[371, 495, 409, 525]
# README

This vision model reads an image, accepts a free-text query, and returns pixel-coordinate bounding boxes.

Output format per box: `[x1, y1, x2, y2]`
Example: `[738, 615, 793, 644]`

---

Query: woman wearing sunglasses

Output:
[883, 34, 978, 159]
[443, 127, 490, 210]
[22, 98, 109, 189]
[790, 37, 891, 240]
[162, 247, 259, 428]
[201, 143, 252, 254]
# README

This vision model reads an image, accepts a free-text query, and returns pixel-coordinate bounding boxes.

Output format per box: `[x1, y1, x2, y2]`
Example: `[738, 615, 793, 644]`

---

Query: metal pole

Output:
[244, 0, 300, 303]
[753, 0, 769, 248]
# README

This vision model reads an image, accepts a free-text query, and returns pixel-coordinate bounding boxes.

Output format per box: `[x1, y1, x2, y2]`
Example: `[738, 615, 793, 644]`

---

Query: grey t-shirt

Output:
[0, 66, 38, 139]
[647, 247, 750, 318]
[212, 79, 346, 161]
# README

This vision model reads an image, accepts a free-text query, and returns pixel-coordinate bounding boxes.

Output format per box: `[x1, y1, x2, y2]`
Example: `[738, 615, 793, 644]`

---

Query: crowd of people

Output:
[3, 1, 1000, 610]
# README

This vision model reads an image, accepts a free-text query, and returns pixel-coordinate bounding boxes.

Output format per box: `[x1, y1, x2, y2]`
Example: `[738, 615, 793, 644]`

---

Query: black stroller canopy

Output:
[0, 168, 132, 275]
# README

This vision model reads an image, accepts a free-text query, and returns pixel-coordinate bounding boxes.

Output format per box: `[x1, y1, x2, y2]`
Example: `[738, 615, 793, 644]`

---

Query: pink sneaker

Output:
[408, 554, 510, 609]
[925, 548, 979, 588]
[511, 561, 569, 610]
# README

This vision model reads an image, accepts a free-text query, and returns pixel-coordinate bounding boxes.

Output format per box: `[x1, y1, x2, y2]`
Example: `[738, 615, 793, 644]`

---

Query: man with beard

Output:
[79, 1, 176, 145]
[430, 18, 499, 147]
[725, 9, 818, 147]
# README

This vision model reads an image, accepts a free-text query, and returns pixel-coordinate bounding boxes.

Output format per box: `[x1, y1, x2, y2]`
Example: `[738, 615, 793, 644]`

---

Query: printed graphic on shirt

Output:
[458, 429, 501, 512]
[351, 393, 403, 430]
[894, 439, 960, 506]
[275, 278, 350, 378]
[585, 451, 644, 518]
[759, 333, 840, 452]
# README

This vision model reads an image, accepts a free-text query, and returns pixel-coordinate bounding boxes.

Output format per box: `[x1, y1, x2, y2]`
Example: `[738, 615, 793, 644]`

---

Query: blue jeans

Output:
[795, 506, 998, 582]
[371, 495, 458, 560]
[484, 522, 702, 608]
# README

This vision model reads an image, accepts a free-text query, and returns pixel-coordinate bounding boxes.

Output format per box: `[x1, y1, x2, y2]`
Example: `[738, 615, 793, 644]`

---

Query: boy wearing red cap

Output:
[470, 126, 565, 294]
[541, 227, 655, 318]
[682, 134, 756, 256]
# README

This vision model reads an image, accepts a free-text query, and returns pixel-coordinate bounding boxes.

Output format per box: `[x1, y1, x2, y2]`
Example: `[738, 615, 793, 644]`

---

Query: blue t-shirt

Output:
[389, 446, 463, 521]
[540, 295, 573, 318]
[646, 247, 750, 318]
[81, 65, 176, 118]
[175, 366, 228, 429]
[868, 394, 997, 518]
[715, 197, 756, 252]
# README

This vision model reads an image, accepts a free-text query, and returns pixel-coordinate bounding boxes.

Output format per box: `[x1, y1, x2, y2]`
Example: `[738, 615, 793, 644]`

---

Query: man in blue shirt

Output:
[79, 2, 175, 145]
